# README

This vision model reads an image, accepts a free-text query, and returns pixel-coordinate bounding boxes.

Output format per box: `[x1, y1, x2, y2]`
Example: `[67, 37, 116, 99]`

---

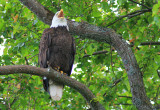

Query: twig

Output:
[128, 0, 151, 10]
[110, 45, 116, 78]
[127, 11, 144, 19]
[83, 50, 108, 57]
[106, 9, 151, 27]
[103, 78, 122, 96]
[28, 54, 38, 60]
[155, 86, 159, 103]
[10, 98, 18, 107]
[115, 103, 133, 106]
[6, 84, 11, 110]
[84, 42, 160, 58]
[130, 42, 160, 47]
[25, 57, 29, 65]
[140, 42, 160, 45]
[157, 69, 160, 78]
[118, 96, 132, 98]
[111, 78, 122, 88]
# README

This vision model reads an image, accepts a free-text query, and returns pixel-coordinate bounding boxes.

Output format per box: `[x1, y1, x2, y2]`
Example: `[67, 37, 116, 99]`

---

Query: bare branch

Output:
[24, 57, 29, 65]
[103, 78, 122, 96]
[128, 0, 151, 10]
[28, 54, 38, 60]
[83, 50, 108, 58]
[0, 65, 105, 110]
[118, 96, 132, 99]
[115, 103, 133, 106]
[140, 42, 160, 45]
[106, 9, 152, 27]
[84, 42, 160, 58]
[155, 85, 159, 102]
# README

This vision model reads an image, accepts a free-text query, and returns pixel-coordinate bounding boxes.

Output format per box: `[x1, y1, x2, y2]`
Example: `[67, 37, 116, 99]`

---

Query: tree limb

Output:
[0, 65, 105, 110]
[16, 0, 153, 109]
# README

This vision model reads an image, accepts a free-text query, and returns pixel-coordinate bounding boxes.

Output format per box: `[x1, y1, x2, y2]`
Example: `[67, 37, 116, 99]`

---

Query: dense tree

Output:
[0, 0, 160, 110]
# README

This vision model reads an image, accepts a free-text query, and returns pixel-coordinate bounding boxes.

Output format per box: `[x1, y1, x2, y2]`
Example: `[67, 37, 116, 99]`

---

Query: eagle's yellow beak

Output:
[58, 9, 64, 18]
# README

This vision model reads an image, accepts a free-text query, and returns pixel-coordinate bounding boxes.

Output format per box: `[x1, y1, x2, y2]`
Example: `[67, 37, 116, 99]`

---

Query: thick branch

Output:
[18, 0, 153, 109]
[0, 65, 105, 110]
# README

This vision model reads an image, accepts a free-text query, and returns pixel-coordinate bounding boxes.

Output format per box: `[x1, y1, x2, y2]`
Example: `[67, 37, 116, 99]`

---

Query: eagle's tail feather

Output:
[49, 80, 63, 101]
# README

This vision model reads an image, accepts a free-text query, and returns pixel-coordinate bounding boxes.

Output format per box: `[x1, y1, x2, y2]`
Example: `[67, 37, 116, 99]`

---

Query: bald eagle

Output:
[39, 9, 75, 100]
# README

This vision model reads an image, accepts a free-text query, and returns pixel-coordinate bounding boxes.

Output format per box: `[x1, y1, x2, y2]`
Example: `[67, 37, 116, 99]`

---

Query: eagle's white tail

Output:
[49, 80, 63, 101]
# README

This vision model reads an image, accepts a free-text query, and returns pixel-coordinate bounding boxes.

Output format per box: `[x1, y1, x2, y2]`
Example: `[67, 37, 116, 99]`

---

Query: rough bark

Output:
[19, 0, 54, 25]
[0, 65, 105, 110]
[110, 32, 152, 110]
[15, 0, 153, 109]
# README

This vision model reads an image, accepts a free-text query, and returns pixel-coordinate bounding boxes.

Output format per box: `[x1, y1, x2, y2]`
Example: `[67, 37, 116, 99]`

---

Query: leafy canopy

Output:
[0, 0, 160, 109]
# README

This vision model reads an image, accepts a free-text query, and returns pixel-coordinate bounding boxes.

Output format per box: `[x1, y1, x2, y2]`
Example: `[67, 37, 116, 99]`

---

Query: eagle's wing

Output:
[67, 37, 76, 76]
[39, 28, 52, 68]
[39, 28, 52, 92]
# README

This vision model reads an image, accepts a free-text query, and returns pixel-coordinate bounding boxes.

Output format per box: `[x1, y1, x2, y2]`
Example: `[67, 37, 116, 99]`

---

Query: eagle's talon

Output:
[54, 66, 60, 71]
[60, 71, 63, 74]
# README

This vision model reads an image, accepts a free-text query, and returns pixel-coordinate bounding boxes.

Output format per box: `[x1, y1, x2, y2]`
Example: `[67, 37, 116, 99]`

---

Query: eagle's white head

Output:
[50, 9, 69, 30]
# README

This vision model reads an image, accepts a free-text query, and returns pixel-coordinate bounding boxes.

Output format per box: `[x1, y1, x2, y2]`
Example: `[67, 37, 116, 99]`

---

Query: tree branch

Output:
[118, 96, 132, 99]
[0, 65, 105, 110]
[83, 41, 160, 58]
[83, 50, 108, 58]
[140, 42, 160, 45]
[24, 57, 29, 65]
[106, 9, 152, 27]
[128, 0, 151, 10]
[115, 103, 133, 106]
[103, 78, 122, 96]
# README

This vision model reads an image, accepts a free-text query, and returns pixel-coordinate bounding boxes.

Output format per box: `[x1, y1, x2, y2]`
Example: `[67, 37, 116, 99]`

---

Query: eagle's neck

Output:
[50, 19, 69, 31]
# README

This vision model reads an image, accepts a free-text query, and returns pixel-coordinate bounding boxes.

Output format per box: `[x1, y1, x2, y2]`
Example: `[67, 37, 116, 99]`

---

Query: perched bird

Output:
[39, 9, 75, 100]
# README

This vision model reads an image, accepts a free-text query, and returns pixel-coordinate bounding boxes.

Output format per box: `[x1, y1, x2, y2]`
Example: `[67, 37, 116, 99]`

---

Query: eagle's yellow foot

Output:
[54, 66, 60, 72]
[60, 71, 64, 74]
[60, 71, 67, 75]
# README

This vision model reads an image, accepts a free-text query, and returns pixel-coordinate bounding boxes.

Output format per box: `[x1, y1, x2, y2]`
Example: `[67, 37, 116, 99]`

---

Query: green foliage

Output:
[0, 0, 160, 109]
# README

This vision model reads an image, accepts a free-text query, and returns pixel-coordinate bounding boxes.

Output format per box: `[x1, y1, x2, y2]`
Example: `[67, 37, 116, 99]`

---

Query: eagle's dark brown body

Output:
[39, 26, 75, 92]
